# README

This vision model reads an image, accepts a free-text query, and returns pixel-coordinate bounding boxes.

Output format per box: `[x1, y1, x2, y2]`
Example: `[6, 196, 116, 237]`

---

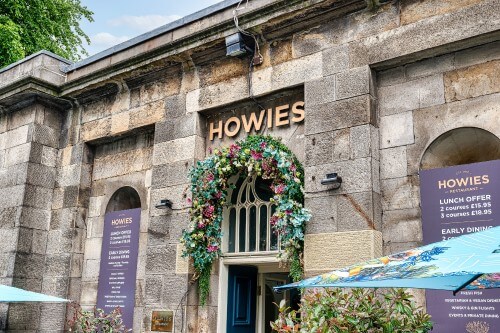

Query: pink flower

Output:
[286, 210, 292, 215]
[207, 245, 218, 252]
[260, 142, 267, 149]
[186, 198, 192, 204]
[203, 205, 215, 218]
[274, 184, 286, 194]
[197, 222, 206, 229]
[270, 215, 279, 226]
[206, 173, 214, 182]
[214, 191, 222, 199]
[251, 150, 263, 160]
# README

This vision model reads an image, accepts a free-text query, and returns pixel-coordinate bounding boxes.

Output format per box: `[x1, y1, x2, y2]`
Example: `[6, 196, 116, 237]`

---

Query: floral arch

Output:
[181, 135, 310, 304]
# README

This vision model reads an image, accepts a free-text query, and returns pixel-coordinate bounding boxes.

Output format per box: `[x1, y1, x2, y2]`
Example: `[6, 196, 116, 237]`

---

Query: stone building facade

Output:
[0, 0, 498, 332]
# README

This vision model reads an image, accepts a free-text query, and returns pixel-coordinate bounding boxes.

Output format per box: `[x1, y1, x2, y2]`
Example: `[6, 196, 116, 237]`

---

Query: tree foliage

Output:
[0, 0, 93, 67]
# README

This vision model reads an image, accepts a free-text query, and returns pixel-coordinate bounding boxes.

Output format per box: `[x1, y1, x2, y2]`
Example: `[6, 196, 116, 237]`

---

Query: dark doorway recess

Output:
[105, 186, 141, 213]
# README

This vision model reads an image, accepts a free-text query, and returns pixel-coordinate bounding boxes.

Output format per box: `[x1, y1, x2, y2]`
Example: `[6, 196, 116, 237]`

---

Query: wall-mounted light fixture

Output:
[225, 32, 254, 58]
[155, 199, 173, 210]
[320, 173, 342, 189]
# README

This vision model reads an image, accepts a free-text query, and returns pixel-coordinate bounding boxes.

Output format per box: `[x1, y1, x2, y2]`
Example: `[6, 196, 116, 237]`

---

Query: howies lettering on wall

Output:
[209, 101, 304, 140]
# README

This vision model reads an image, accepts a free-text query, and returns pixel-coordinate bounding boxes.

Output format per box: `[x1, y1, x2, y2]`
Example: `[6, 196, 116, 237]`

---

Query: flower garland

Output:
[181, 135, 310, 305]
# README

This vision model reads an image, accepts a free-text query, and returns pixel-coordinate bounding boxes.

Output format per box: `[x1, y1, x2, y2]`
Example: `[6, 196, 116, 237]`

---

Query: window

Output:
[224, 175, 280, 254]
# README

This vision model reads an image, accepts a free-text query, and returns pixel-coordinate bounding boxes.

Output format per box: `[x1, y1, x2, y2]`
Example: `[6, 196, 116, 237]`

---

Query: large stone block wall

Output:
[378, 41, 500, 255]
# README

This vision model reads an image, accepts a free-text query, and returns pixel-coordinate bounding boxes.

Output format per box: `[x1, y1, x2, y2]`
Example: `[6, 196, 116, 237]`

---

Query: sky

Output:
[80, 0, 223, 56]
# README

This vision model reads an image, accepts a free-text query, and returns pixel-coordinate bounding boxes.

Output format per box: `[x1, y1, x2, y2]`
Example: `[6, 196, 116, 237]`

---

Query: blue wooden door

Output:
[226, 265, 257, 333]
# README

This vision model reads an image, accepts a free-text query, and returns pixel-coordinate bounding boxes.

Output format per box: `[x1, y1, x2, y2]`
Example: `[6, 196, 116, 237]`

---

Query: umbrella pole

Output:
[452, 274, 482, 296]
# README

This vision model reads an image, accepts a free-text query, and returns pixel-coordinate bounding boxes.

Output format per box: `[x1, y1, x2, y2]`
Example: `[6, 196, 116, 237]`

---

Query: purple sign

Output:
[97, 208, 141, 330]
[420, 160, 500, 332]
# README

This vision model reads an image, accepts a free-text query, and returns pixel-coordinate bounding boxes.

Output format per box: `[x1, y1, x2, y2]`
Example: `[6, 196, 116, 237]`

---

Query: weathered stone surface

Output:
[186, 76, 248, 113]
[154, 113, 204, 144]
[153, 135, 205, 166]
[382, 208, 422, 243]
[151, 160, 192, 189]
[19, 207, 50, 231]
[272, 52, 323, 91]
[336, 66, 371, 100]
[0, 229, 18, 253]
[380, 146, 407, 180]
[150, 185, 191, 217]
[7, 303, 41, 330]
[305, 195, 338, 234]
[5, 143, 31, 167]
[93, 147, 152, 180]
[400, 0, 483, 26]
[305, 94, 374, 135]
[46, 229, 74, 254]
[31, 123, 59, 148]
[304, 230, 382, 275]
[13, 253, 45, 278]
[38, 303, 66, 331]
[80, 118, 111, 142]
[377, 66, 406, 87]
[444, 60, 500, 102]
[0, 185, 25, 209]
[129, 100, 165, 129]
[454, 41, 500, 69]
[80, 281, 98, 305]
[381, 175, 421, 211]
[349, 124, 371, 159]
[337, 191, 377, 231]
[305, 157, 372, 195]
[145, 244, 176, 273]
[44, 253, 71, 277]
[378, 74, 445, 116]
[41, 146, 57, 167]
[82, 259, 100, 281]
[406, 54, 454, 80]
[349, 0, 500, 67]
[304, 74, 335, 107]
[5, 125, 30, 149]
[26, 163, 56, 189]
[379, 111, 414, 149]
[31, 229, 48, 255]
[408, 93, 500, 174]
[83, 237, 102, 260]
[323, 45, 349, 76]
[110, 111, 130, 135]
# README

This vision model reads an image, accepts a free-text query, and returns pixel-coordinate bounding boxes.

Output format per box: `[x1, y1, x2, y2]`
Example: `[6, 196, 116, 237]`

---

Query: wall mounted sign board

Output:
[96, 208, 141, 330]
[420, 160, 500, 332]
[151, 310, 174, 332]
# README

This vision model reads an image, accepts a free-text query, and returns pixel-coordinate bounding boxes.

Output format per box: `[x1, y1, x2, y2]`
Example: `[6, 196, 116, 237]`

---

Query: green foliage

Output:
[182, 135, 310, 305]
[0, 0, 93, 67]
[66, 302, 131, 332]
[271, 288, 433, 333]
[0, 16, 24, 67]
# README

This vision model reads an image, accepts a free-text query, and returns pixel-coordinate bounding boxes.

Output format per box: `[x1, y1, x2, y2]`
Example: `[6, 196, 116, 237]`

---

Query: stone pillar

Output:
[0, 104, 70, 331]
[146, 89, 207, 332]
[303, 61, 382, 276]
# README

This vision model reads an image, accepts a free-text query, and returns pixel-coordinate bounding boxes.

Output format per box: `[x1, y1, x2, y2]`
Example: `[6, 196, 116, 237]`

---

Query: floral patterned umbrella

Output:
[275, 226, 500, 294]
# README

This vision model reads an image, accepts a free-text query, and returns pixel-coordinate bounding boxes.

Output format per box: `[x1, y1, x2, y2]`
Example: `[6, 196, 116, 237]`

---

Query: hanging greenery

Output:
[181, 135, 310, 305]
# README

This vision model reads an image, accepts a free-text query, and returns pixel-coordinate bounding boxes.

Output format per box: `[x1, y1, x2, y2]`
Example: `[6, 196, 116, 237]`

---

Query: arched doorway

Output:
[105, 186, 141, 213]
[420, 127, 500, 170]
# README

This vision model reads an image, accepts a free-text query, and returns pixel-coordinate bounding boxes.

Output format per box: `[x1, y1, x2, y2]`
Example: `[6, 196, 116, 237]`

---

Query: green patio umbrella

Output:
[0, 285, 70, 303]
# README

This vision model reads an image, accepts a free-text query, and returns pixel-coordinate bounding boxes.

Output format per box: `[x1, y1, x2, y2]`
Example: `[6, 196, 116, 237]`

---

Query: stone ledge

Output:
[304, 230, 382, 275]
